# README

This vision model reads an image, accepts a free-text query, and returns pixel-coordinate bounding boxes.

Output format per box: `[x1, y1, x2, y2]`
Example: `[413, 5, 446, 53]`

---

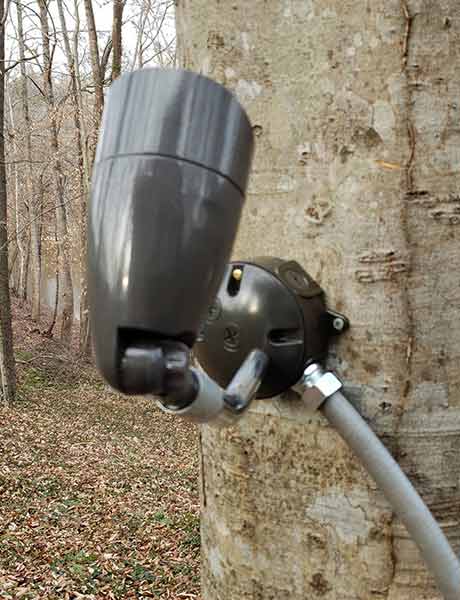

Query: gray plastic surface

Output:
[88, 69, 254, 392]
[157, 367, 225, 423]
[195, 261, 318, 398]
[96, 68, 253, 193]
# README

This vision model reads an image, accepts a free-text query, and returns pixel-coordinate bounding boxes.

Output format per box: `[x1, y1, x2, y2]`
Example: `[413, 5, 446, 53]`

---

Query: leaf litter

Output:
[0, 301, 201, 599]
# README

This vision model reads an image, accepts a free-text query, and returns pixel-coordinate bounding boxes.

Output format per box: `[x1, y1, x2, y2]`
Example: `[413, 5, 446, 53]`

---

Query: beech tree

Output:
[177, 1, 460, 598]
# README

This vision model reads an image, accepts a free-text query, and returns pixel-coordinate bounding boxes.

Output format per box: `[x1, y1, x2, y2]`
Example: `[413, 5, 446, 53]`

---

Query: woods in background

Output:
[0, 0, 175, 402]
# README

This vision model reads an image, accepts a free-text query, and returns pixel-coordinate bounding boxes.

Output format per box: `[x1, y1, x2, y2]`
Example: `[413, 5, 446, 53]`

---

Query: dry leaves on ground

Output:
[0, 301, 201, 599]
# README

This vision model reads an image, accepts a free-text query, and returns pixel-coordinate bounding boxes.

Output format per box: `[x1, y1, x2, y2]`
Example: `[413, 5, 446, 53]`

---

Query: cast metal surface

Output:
[223, 349, 269, 413]
[295, 363, 343, 411]
[157, 349, 269, 425]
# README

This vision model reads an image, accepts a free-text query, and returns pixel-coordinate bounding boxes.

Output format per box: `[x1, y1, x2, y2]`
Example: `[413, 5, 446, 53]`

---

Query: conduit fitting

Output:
[298, 363, 343, 412]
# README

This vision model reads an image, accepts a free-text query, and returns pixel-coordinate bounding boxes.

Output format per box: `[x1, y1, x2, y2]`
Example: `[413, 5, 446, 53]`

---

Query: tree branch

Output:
[4, 54, 39, 74]
[100, 37, 112, 81]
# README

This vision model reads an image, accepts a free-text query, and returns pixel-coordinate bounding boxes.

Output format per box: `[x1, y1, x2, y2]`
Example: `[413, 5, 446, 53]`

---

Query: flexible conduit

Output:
[320, 391, 460, 600]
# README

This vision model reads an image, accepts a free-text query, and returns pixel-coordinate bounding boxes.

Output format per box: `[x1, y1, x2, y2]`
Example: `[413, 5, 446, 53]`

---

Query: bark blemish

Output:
[208, 545, 225, 579]
[297, 142, 311, 164]
[401, 0, 415, 70]
[306, 488, 373, 544]
[339, 145, 353, 163]
[352, 126, 382, 149]
[384, 6, 419, 595]
[310, 572, 331, 596]
[235, 79, 262, 101]
[429, 194, 460, 224]
[199, 430, 207, 508]
[207, 31, 225, 49]
[355, 249, 408, 283]
[304, 201, 332, 225]
[373, 100, 396, 143]
[399, 0, 416, 411]
[386, 512, 397, 598]
[404, 191, 460, 225]
[405, 120, 416, 192]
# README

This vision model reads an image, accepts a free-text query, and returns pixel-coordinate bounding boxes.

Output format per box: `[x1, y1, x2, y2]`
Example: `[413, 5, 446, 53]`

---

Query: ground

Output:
[0, 300, 201, 599]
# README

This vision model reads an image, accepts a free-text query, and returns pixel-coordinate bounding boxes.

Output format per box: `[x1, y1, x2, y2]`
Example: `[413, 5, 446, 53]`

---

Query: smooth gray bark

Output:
[177, 1, 460, 598]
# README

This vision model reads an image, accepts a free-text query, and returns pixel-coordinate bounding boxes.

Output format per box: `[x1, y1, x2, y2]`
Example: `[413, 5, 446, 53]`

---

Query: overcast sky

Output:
[5, 0, 176, 74]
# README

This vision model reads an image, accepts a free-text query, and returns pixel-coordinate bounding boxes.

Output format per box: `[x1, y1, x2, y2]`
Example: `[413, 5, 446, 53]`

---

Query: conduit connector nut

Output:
[297, 363, 343, 412]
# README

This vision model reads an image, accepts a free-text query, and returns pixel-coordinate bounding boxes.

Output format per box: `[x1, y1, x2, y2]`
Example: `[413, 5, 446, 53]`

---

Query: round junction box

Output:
[194, 257, 343, 398]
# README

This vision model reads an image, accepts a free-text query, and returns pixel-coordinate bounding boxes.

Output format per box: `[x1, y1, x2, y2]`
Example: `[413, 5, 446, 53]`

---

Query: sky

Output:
[5, 0, 176, 75]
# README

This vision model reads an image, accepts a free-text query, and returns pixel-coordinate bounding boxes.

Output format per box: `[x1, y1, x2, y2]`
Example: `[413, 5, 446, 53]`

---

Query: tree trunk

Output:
[45, 218, 59, 338]
[38, 0, 74, 343]
[56, 0, 88, 198]
[111, 0, 124, 81]
[177, 1, 460, 598]
[81, 0, 106, 354]
[6, 82, 25, 299]
[67, 0, 90, 354]
[57, 0, 91, 351]
[23, 231, 30, 303]
[83, 0, 103, 137]
[17, 0, 40, 318]
[0, 0, 16, 404]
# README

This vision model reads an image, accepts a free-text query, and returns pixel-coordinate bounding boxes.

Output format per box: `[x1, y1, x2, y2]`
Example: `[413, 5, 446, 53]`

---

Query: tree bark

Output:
[83, 0, 103, 134]
[17, 0, 40, 317]
[56, 0, 88, 197]
[6, 85, 25, 299]
[0, 0, 16, 404]
[111, 0, 124, 81]
[57, 0, 91, 352]
[81, 0, 107, 354]
[38, 0, 74, 343]
[177, 1, 460, 598]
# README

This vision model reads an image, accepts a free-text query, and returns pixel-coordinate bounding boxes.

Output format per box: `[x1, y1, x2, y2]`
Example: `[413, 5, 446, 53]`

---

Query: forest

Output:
[2, 1, 460, 599]
[1, 2, 201, 598]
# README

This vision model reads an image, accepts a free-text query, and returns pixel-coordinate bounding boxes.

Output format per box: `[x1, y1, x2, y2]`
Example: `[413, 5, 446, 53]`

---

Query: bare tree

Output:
[78, 0, 109, 354]
[56, 0, 88, 197]
[38, 0, 74, 344]
[17, 0, 41, 318]
[56, 0, 91, 351]
[6, 82, 25, 298]
[111, 0, 124, 81]
[83, 0, 104, 147]
[131, 0, 175, 69]
[0, 0, 16, 403]
[3, 0, 174, 357]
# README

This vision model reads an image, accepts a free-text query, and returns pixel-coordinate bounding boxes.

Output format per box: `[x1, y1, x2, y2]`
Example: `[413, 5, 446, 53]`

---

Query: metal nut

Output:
[298, 363, 343, 411]
[333, 317, 345, 331]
